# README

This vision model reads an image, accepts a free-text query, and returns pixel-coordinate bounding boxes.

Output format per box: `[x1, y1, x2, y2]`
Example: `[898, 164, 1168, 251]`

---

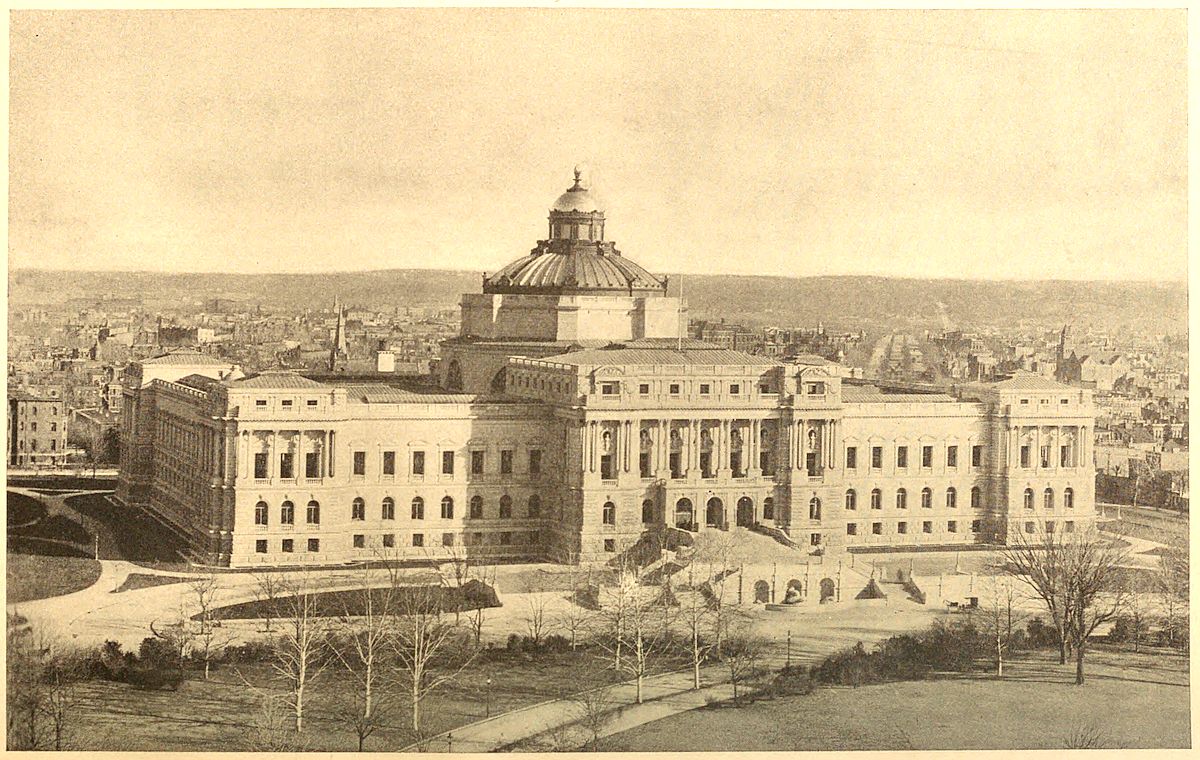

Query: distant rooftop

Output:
[982, 372, 1076, 392]
[540, 346, 779, 367]
[342, 383, 527, 405]
[227, 371, 326, 390]
[841, 385, 957, 404]
[141, 350, 233, 366]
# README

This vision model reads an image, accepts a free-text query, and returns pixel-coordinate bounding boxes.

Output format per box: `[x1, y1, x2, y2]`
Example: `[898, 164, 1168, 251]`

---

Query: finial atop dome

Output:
[572, 165, 583, 188]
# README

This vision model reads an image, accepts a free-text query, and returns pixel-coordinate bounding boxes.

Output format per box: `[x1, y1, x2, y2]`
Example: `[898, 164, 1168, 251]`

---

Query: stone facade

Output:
[115, 171, 1099, 567]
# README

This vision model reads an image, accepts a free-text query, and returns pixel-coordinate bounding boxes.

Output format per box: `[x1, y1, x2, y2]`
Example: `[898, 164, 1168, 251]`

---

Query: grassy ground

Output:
[61, 648, 683, 751]
[7, 553, 103, 603]
[7, 491, 46, 525]
[604, 645, 1190, 751]
[63, 492, 189, 567]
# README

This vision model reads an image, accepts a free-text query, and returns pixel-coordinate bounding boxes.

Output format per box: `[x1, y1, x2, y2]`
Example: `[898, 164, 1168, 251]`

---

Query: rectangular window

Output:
[308, 538, 320, 552]
[50, 441, 57, 451]
[896, 446, 908, 469]
[601, 454, 615, 480]
[897, 521, 908, 535]
[1065, 520, 1075, 533]
[846, 446, 857, 469]
[639, 452, 651, 478]
[947, 445, 958, 468]
[759, 383, 773, 394]
[971, 520, 981, 533]
[256, 539, 267, 554]
[1020, 446, 1031, 468]
[729, 383, 740, 395]
[846, 523, 857, 536]
[871, 446, 883, 469]
[279, 453, 295, 479]
[307, 399, 318, 407]
[443, 532, 454, 547]
[412, 533, 424, 547]
[947, 520, 957, 533]
[305, 452, 320, 478]
[1040, 446, 1051, 469]
[670, 452, 682, 479]
[442, 450, 455, 475]
[500, 532, 512, 546]
[699, 383, 711, 395]
[1060, 446, 1070, 467]
[972, 445, 983, 467]
[383, 451, 396, 475]
[471, 450, 485, 475]
[639, 383, 650, 395]
[307, 502, 320, 524]
[529, 449, 542, 476]
[255, 502, 268, 525]
[922, 521, 932, 534]
[50, 422, 57, 432]
[353, 451, 366, 475]
[600, 382, 619, 396]
[669, 383, 681, 395]
[412, 450, 425, 476]
[604, 538, 616, 553]
[500, 449, 514, 475]
[256, 399, 267, 408]
[281, 538, 293, 553]
[1046, 520, 1055, 534]
[872, 522, 883, 535]
[281, 399, 293, 408]
[383, 533, 395, 548]
[353, 534, 365, 548]
[921, 446, 933, 468]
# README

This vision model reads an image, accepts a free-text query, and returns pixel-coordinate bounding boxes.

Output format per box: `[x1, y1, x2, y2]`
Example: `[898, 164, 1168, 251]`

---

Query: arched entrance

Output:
[674, 498, 694, 532]
[706, 497, 724, 529]
[753, 580, 771, 603]
[819, 577, 836, 603]
[736, 496, 754, 527]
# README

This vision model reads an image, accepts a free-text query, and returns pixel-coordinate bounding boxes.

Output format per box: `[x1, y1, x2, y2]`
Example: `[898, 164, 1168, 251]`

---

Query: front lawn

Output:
[7, 553, 103, 603]
[604, 646, 1189, 751]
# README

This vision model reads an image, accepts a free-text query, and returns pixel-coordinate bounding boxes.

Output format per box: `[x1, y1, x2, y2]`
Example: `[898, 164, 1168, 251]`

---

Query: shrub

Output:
[772, 664, 816, 696]
[812, 621, 983, 687]
[1025, 618, 1060, 649]
[225, 639, 276, 664]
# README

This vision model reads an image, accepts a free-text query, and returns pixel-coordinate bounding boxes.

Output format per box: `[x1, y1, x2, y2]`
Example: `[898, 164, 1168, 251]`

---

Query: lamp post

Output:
[485, 677, 493, 718]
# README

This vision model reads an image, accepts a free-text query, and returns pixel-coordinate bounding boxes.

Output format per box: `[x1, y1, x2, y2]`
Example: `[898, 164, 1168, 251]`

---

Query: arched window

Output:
[499, 494, 513, 518]
[763, 497, 775, 520]
[641, 499, 655, 524]
[254, 501, 269, 526]
[351, 497, 365, 521]
[470, 495, 483, 519]
[529, 494, 541, 518]
[382, 497, 395, 520]
[441, 496, 454, 519]
[845, 489, 857, 511]
[920, 487, 932, 509]
[809, 497, 821, 520]
[971, 486, 981, 509]
[675, 498, 694, 531]
[306, 500, 320, 525]
[1023, 488, 1034, 510]
[602, 501, 616, 525]
[896, 488, 907, 509]
[1044, 488, 1054, 510]
[280, 500, 294, 525]
[946, 487, 957, 509]
[1064, 487, 1074, 509]
[411, 496, 425, 520]
[870, 489, 882, 510]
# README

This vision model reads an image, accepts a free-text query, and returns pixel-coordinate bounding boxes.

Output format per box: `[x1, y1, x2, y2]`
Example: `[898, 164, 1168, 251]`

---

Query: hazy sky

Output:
[10, 9, 1187, 280]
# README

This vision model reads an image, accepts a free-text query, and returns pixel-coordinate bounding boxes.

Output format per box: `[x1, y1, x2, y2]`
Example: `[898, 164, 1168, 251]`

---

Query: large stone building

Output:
[8, 387, 69, 468]
[116, 170, 1099, 567]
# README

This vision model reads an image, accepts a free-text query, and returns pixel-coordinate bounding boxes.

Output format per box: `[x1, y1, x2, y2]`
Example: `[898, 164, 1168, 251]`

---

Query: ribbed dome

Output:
[485, 249, 665, 295]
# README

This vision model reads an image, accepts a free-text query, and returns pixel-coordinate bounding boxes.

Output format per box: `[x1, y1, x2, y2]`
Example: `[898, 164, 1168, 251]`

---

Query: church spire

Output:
[329, 298, 347, 372]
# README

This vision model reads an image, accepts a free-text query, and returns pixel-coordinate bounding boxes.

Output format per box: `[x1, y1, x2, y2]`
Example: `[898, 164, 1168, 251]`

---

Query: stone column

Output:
[623, 420, 633, 473]
[719, 419, 731, 472]
[1034, 425, 1041, 472]
[269, 430, 278, 480]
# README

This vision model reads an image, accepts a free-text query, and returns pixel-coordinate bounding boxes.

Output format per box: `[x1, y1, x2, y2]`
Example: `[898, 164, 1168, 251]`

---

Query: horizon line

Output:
[8, 266, 1188, 286]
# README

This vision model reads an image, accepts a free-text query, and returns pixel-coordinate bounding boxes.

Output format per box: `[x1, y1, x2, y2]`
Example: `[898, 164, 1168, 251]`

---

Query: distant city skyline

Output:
[10, 9, 1187, 281]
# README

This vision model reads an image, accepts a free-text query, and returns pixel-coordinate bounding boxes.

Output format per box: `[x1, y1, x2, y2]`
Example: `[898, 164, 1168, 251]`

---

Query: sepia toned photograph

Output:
[6, 7, 1189, 752]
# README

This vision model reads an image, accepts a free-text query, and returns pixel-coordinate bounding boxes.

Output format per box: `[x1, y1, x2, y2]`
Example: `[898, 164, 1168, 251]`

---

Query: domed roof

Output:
[485, 248, 665, 295]
[551, 167, 605, 213]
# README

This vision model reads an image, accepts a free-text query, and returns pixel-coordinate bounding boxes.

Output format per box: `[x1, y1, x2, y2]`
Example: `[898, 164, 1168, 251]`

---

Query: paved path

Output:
[418, 601, 940, 753]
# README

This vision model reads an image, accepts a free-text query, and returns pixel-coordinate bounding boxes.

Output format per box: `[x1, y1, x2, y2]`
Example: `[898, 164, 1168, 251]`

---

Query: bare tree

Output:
[271, 573, 331, 732]
[188, 572, 232, 679]
[679, 560, 716, 689]
[251, 571, 286, 634]
[570, 680, 618, 751]
[242, 694, 308, 752]
[718, 628, 767, 701]
[1005, 523, 1130, 684]
[6, 620, 85, 751]
[389, 583, 476, 741]
[330, 563, 397, 751]
[555, 550, 595, 650]
[977, 574, 1027, 677]
[522, 578, 556, 647]
[1001, 523, 1072, 664]
[596, 565, 675, 704]
[1151, 527, 1189, 649]
[693, 530, 745, 656]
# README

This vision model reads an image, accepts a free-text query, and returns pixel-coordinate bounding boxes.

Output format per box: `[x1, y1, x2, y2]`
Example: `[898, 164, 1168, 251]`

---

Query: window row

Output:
[598, 380, 779, 397]
[845, 444, 984, 471]
[16, 421, 58, 432]
[252, 493, 546, 526]
[1022, 487, 1076, 510]
[352, 448, 543, 477]
[845, 519, 982, 536]
[843, 486, 985, 511]
[252, 529, 541, 554]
